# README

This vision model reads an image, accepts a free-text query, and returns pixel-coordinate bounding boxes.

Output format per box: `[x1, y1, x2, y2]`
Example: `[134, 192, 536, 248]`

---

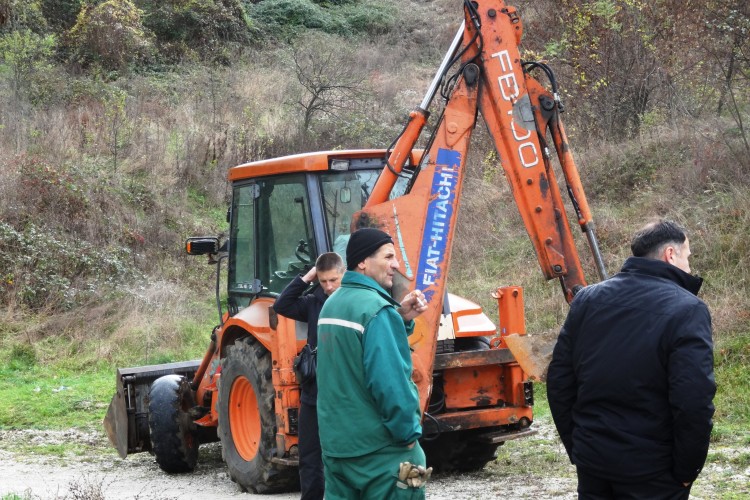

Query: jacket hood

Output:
[621, 256, 703, 295]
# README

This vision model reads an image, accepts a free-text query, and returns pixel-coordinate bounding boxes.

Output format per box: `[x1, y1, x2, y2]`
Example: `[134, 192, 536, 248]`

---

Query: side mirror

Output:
[186, 236, 220, 255]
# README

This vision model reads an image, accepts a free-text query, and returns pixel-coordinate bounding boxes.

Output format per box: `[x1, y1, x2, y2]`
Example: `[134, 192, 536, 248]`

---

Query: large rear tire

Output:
[148, 374, 199, 473]
[218, 338, 299, 493]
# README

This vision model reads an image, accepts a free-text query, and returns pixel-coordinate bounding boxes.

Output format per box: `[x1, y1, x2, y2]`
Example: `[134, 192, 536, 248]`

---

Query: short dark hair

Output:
[630, 219, 687, 259]
[315, 252, 344, 272]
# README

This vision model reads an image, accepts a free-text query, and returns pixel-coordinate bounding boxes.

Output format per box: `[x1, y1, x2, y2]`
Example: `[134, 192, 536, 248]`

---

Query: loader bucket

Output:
[103, 360, 201, 458]
[503, 332, 556, 382]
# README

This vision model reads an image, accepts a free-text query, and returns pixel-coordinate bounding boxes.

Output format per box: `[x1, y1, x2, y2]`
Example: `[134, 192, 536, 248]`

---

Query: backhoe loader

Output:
[104, 0, 607, 493]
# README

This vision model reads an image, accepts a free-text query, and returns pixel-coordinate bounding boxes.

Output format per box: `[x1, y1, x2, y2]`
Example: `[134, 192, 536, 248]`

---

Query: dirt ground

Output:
[0, 424, 577, 500]
[0, 421, 747, 499]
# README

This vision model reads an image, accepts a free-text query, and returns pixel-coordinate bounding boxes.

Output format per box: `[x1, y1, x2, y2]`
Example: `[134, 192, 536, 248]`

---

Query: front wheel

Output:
[148, 374, 199, 473]
[218, 338, 299, 493]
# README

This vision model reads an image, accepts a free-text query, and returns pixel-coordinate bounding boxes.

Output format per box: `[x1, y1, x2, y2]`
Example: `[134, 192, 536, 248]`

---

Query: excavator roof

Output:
[228, 149, 422, 181]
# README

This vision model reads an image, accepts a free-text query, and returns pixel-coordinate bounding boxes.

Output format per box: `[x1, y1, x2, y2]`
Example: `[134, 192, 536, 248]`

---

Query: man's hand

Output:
[398, 290, 427, 321]
[302, 266, 317, 284]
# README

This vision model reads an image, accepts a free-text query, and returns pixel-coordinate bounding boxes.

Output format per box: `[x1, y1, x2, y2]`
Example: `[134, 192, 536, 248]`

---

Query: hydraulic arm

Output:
[361, 0, 607, 411]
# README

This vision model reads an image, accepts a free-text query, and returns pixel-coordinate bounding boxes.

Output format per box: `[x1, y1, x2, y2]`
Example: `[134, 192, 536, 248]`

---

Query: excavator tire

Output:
[148, 374, 199, 473]
[421, 428, 502, 473]
[218, 338, 299, 494]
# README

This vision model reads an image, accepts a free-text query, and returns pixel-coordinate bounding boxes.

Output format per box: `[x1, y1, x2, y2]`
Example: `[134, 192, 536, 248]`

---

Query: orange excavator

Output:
[103, 0, 607, 493]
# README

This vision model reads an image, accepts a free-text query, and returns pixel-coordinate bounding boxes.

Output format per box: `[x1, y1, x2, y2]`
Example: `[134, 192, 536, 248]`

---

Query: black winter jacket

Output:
[547, 257, 715, 483]
[272, 275, 327, 406]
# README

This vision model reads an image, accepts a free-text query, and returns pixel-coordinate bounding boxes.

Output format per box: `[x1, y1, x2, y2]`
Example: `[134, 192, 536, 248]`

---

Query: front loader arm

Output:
[358, 0, 604, 411]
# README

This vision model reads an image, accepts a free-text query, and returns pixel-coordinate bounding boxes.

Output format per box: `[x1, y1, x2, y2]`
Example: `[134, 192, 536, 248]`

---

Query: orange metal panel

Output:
[443, 365, 505, 409]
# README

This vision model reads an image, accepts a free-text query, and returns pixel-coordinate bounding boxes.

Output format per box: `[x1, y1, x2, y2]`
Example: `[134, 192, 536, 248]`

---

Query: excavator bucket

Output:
[103, 382, 130, 459]
[493, 287, 557, 382]
[103, 360, 201, 458]
[503, 332, 557, 382]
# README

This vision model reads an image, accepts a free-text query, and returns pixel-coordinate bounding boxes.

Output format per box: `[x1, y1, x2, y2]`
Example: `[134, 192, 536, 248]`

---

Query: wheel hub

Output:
[229, 376, 261, 461]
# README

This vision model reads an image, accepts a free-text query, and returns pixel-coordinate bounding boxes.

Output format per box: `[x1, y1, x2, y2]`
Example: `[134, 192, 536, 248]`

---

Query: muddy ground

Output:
[1, 419, 747, 499]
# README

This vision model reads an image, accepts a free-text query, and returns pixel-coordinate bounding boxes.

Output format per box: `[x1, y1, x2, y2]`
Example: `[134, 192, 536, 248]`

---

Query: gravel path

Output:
[1, 422, 747, 499]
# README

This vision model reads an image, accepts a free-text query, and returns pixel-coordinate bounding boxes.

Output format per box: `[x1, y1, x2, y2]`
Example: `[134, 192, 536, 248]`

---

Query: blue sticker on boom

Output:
[416, 148, 460, 302]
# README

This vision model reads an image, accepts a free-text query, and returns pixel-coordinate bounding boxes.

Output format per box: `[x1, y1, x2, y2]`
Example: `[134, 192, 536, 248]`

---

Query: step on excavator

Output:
[104, 0, 608, 493]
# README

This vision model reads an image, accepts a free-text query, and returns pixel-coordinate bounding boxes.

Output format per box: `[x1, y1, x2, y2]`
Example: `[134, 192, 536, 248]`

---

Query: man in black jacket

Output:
[547, 219, 715, 499]
[273, 252, 344, 500]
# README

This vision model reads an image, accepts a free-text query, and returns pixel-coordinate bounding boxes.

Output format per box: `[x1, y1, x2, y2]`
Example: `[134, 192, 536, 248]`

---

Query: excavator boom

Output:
[361, 0, 606, 402]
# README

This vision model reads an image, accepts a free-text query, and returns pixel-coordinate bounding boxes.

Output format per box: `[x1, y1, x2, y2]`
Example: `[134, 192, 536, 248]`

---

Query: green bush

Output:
[66, 0, 153, 71]
[8, 344, 37, 370]
[248, 0, 395, 40]
[0, 29, 56, 101]
[312, 0, 358, 5]
[40, 0, 84, 33]
[248, 0, 349, 36]
[340, 2, 395, 37]
[0, 0, 49, 33]
[0, 221, 143, 311]
[137, 0, 252, 63]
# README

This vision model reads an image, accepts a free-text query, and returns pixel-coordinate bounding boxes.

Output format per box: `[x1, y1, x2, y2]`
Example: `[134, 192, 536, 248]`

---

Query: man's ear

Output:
[662, 245, 675, 265]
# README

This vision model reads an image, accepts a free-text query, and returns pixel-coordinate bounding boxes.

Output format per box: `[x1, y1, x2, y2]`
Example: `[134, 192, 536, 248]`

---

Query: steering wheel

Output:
[295, 239, 313, 264]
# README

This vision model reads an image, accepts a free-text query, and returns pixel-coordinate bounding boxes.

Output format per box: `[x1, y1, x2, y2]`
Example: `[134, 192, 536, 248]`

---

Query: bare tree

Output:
[290, 33, 366, 136]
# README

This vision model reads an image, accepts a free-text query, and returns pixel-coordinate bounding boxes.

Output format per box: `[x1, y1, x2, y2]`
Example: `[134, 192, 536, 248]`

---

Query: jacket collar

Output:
[341, 270, 400, 306]
[621, 257, 703, 295]
[311, 283, 328, 302]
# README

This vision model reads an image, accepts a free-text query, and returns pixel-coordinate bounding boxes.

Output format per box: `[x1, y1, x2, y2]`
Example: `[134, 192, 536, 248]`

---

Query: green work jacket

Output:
[317, 271, 422, 458]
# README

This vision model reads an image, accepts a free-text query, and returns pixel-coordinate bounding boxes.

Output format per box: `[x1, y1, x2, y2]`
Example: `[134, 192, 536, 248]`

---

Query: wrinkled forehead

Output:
[371, 242, 396, 259]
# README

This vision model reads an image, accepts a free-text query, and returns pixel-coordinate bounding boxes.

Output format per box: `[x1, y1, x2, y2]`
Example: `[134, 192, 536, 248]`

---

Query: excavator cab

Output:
[225, 153, 416, 311]
[103, 151, 420, 482]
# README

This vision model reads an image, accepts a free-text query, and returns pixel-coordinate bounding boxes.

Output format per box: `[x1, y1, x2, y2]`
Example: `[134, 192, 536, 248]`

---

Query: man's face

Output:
[669, 238, 692, 274]
[360, 243, 400, 289]
[317, 268, 343, 296]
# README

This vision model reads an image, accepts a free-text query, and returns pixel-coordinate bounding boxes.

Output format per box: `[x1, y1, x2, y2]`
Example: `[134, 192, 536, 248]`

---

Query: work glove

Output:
[396, 461, 433, 488]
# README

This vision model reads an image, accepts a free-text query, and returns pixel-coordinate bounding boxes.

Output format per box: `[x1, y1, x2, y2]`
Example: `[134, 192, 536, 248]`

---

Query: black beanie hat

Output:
[346, 228, 394, 270]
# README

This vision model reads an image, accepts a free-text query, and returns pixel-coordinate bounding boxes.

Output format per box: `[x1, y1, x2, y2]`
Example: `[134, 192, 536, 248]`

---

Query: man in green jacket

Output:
[317, 228, 428, 499]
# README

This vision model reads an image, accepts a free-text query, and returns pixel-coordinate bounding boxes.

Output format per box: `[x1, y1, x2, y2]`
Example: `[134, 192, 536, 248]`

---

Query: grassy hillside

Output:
[0, 0, 747, 452]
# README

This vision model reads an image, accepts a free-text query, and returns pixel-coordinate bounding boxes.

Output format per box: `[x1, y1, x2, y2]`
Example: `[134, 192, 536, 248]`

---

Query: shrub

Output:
[340, 2, 396, 37]
[13, 155, 90, 226]
[0, 221, 143, 311]
[0, 29, 56, 102]
[8, 344, 37, 370]
[249, 0, 395, 38]
[137, 0, 253, 63]
[39, 0, 85, 33]
[248, 0, 349, 37]
[0, 0, 49, 33]
[66, 0, 153, 71]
